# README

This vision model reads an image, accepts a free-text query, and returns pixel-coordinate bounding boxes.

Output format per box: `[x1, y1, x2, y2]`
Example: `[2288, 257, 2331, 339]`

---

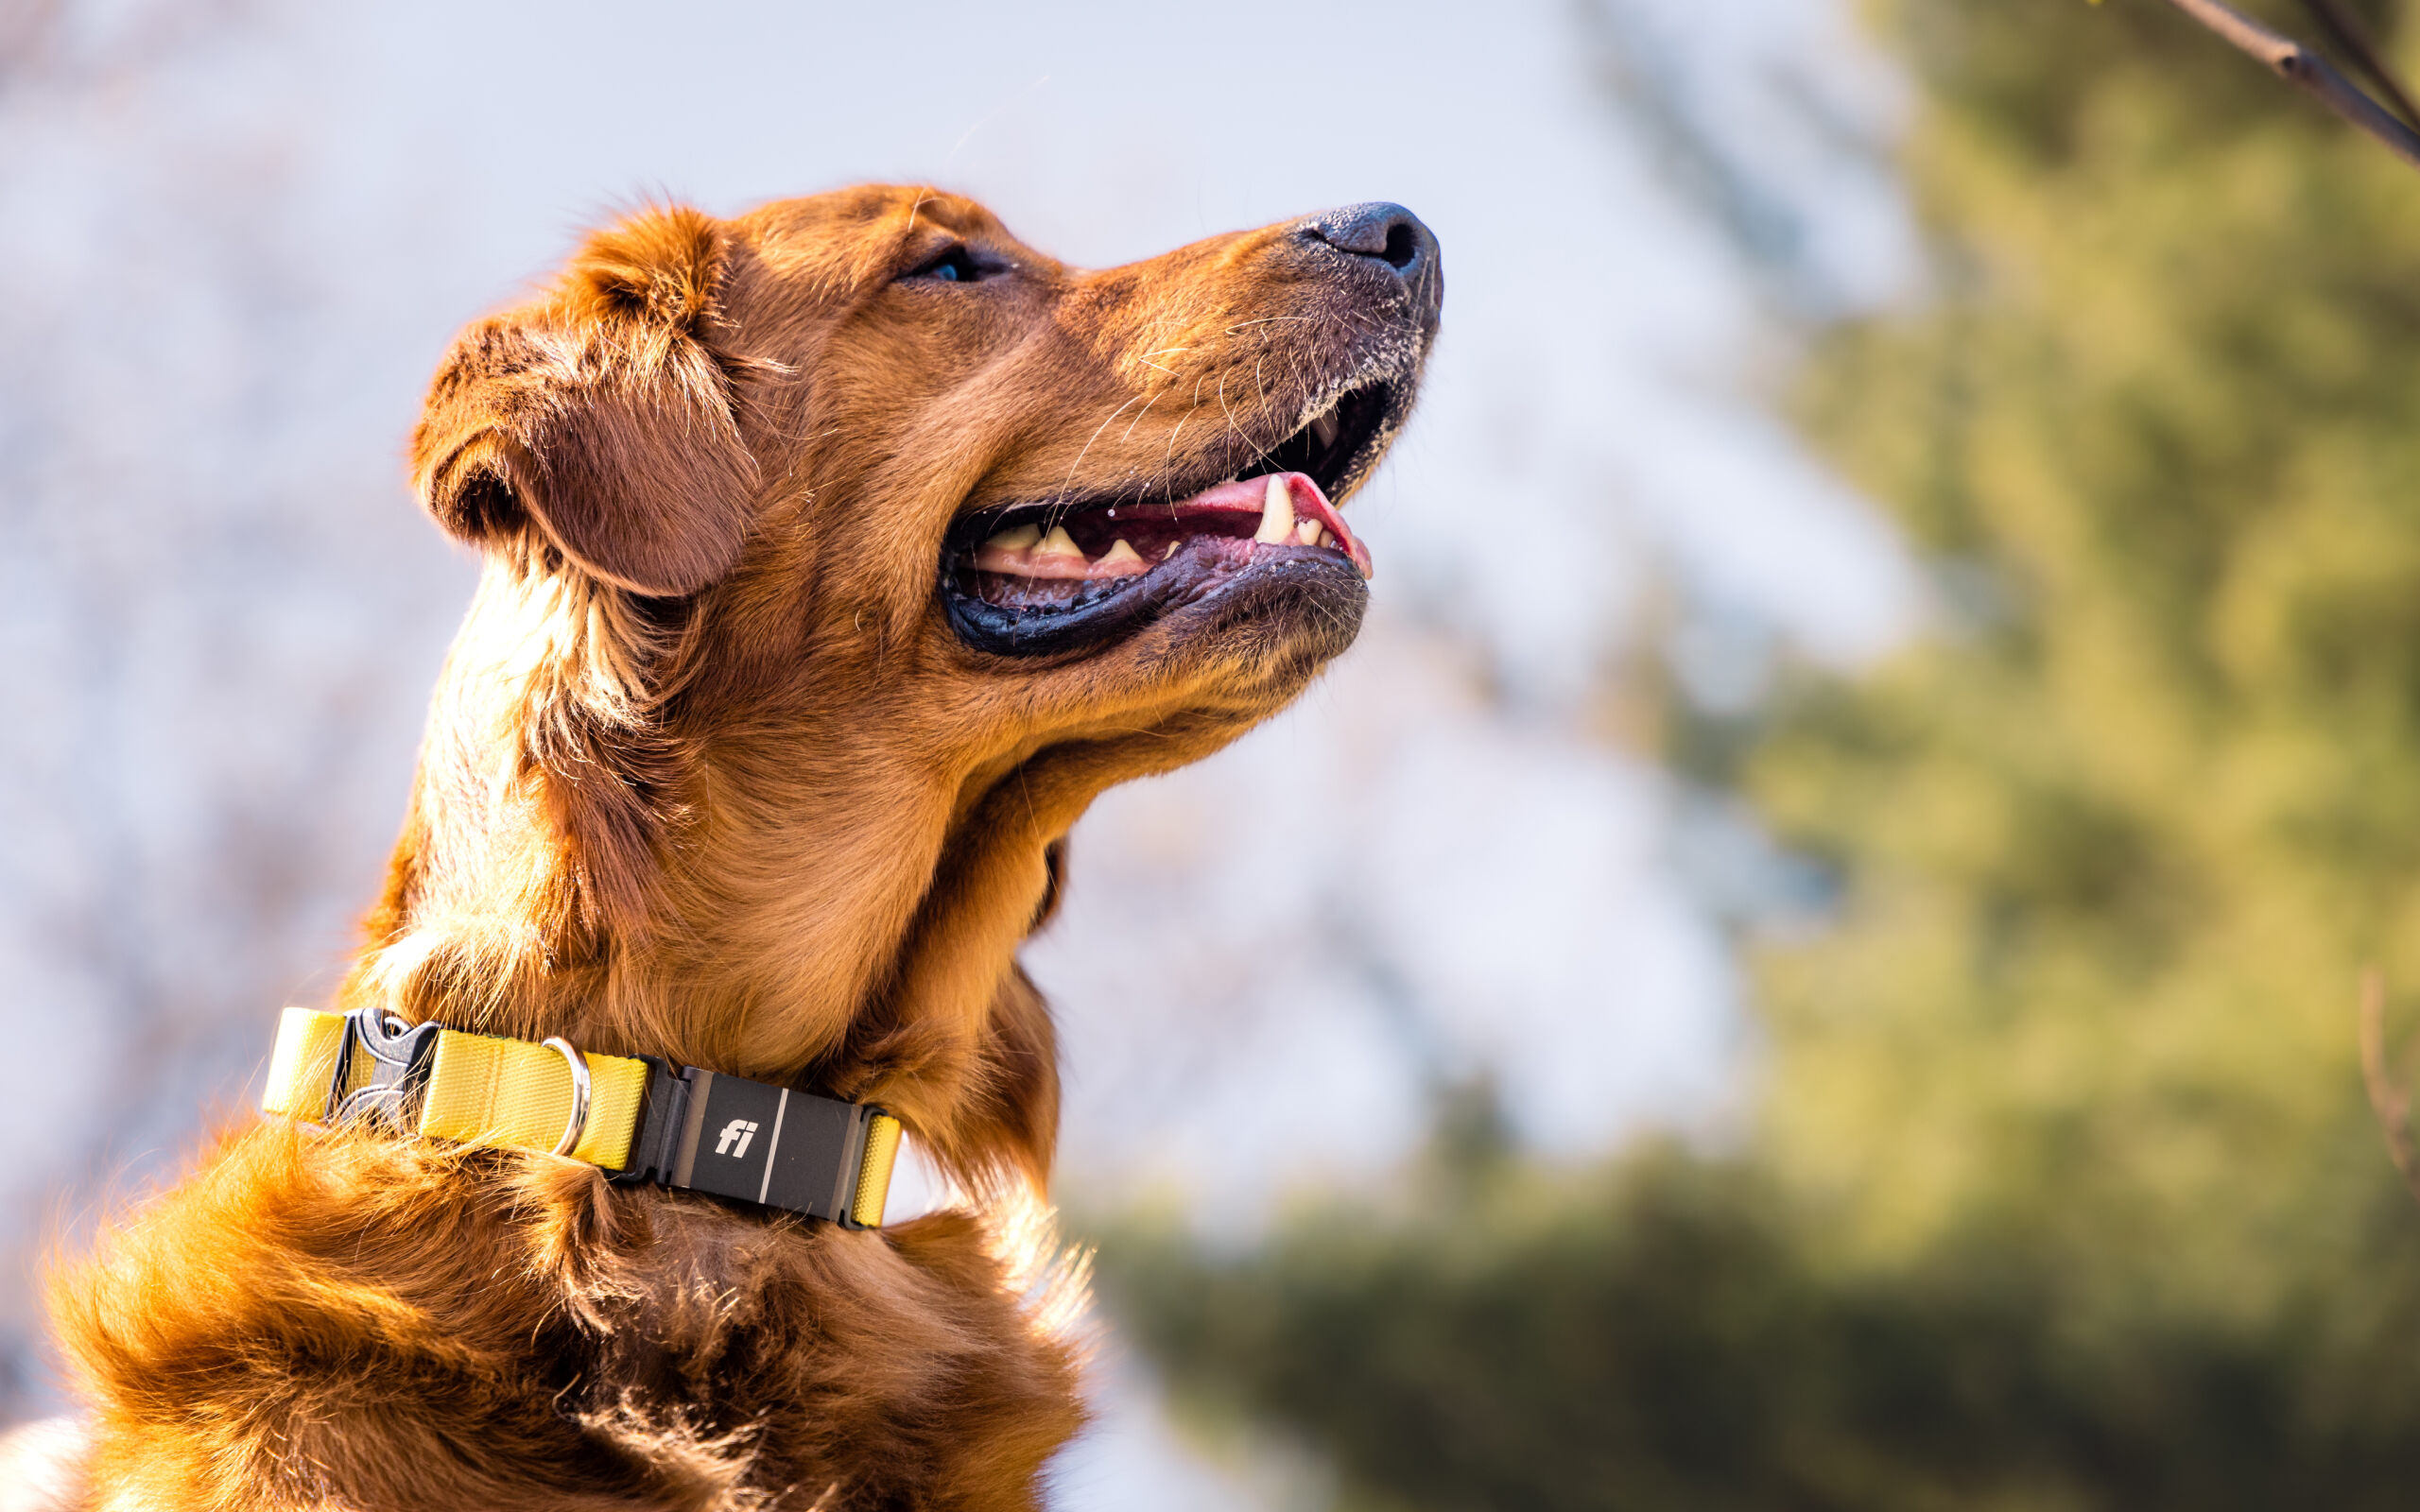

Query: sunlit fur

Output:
[41, 185, 1435, 1510]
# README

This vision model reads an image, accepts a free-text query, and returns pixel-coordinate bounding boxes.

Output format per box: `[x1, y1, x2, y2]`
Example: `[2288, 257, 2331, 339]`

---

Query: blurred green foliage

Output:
[1109, 1134, 2420, 1510]
[1100, 1, 2420, 1503]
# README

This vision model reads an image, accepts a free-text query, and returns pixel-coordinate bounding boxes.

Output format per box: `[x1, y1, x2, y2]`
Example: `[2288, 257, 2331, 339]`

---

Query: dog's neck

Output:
[335, 560, 1072, 1188]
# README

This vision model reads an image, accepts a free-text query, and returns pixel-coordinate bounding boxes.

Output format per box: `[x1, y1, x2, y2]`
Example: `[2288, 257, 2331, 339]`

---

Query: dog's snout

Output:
[1298, 201, 1439, 293]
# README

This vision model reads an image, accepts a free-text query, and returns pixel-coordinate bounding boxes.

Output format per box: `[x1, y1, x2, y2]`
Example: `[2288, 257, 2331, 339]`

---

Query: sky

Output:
[0, 0, 1919, 1502]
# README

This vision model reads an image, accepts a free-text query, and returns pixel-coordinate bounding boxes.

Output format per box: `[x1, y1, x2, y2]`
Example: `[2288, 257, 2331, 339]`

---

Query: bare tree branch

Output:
[2359, 969, 2420, 1205]
[2297, 0, 2420, 132]
[2161, 0, 2420, 171]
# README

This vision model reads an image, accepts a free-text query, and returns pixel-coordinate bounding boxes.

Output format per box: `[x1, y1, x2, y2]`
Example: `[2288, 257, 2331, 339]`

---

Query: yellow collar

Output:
[263, 1006, 901, 1228]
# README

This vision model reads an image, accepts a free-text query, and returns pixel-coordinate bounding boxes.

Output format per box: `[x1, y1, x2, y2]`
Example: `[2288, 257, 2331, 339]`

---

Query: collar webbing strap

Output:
[262, 1007, 901, 1229]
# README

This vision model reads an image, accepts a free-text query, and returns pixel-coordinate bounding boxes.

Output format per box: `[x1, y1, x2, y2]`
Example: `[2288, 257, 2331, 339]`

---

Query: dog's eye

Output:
[908, 247, 986, 284]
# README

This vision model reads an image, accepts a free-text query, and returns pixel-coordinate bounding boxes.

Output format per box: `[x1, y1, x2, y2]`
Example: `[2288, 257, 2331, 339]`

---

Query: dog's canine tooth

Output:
[1311, 408, 1340, 448]
[1253, 474, 1295, 544]
[1098, 539, 1144, 569]
[1294, 519, 1321, 546]
[984, 523, 1041, 552]
[1033, 524, 1084, 559]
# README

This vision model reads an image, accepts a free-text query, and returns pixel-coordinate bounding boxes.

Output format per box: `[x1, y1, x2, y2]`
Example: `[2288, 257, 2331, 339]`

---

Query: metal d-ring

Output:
[542, 1036, 593, 1159]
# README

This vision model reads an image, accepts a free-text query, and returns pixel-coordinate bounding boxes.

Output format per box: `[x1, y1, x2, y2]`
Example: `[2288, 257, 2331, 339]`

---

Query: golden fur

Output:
[34, 184, 1438, 1510]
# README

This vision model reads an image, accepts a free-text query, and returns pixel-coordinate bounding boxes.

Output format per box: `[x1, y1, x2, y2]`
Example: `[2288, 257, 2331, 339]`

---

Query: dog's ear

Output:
[410, 205, 760, 596]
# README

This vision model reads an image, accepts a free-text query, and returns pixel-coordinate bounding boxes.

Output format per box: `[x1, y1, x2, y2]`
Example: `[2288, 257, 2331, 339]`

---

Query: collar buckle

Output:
[325, 1006, 441, 1128]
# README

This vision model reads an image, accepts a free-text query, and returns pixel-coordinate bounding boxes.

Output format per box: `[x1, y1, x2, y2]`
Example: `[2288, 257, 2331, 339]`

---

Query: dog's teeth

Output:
[983, 523, 1041, 552]
[1164, 541, 1181, 559]
[1253, 475, 1295, 544]
[1294, 519, 1321, 546]
[1099, 539, 1144, 568]
[1318, 527, 1337, 548]
[1311, 409, 1340, 448]
[1033, 525, 1084, 560]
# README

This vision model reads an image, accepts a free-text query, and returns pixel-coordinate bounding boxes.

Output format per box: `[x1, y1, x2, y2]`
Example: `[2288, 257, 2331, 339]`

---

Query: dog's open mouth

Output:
[942, 379, 1393, 658]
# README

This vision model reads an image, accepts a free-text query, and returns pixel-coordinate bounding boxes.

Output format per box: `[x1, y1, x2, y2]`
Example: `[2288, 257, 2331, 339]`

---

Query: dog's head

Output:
[370, 186, 1440, 1185]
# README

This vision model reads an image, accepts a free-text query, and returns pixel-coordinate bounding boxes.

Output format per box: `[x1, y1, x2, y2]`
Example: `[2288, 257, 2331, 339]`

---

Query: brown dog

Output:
[29, 184, 1439, 1510]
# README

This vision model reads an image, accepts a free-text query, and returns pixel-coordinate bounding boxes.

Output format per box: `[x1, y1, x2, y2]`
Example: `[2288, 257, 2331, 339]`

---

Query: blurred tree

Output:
[1102, 1, 2420, 1504]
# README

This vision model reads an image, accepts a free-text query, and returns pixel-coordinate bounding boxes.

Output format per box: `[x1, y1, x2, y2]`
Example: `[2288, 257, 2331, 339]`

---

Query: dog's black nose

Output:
[1298, 202, 1440, 295]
